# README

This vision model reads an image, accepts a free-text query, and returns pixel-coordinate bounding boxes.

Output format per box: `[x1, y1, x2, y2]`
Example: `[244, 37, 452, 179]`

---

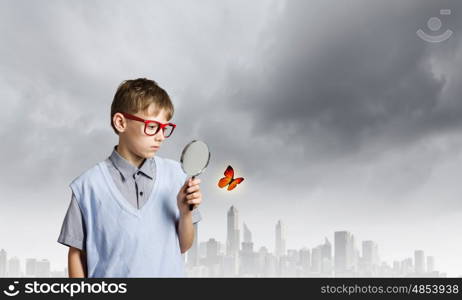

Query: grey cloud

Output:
[216, 0, 462, 163]
[1, 0, 461, 275]
[0, 0, 272, 189]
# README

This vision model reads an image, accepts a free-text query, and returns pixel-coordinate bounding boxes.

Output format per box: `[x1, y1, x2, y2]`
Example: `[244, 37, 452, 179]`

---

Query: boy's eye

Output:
[146, 123, 159, 134]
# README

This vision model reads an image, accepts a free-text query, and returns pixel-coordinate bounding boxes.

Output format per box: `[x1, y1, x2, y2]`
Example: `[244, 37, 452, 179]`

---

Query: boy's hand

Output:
[177, 177, 202, 216]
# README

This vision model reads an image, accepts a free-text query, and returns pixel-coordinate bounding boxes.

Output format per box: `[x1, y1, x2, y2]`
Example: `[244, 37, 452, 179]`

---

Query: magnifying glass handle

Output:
[188, 175, 196, 211]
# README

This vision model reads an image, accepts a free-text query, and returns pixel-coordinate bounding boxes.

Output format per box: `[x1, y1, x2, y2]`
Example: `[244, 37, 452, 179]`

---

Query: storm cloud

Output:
[0, 0, 461, 276]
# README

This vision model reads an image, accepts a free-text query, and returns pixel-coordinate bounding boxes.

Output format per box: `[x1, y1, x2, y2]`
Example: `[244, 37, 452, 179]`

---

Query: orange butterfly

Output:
[218, 165, 244, 191]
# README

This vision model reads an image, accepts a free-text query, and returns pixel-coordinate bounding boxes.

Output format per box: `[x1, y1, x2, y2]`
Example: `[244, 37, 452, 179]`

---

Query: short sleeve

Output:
[57, 193, 86, 251]
[192, 207, 202, 224]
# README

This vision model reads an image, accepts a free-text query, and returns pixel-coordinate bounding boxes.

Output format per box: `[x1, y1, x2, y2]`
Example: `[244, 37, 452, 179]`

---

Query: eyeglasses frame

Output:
[120, 112, 176, 138]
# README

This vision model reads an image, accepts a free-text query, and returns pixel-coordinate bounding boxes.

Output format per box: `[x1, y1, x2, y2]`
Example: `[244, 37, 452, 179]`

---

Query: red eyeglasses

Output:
[121, 112, 176, 138]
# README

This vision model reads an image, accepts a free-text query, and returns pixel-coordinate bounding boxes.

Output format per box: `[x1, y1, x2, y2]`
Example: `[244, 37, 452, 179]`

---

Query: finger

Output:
[187, 198, 202, 205]
[186, 192, 201, 200]
[188, 178, 201, 186]
[186, 185, 200, 194]
[193, 197, 202, 204]
[187, 181, 201, 190]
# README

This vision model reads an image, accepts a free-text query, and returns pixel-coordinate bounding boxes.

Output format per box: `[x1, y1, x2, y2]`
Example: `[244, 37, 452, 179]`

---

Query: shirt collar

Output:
[109, 146, 154, 181]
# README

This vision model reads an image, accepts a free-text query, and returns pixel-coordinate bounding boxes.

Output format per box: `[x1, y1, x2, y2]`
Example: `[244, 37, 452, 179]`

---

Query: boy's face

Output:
[121, 104, 170, 159]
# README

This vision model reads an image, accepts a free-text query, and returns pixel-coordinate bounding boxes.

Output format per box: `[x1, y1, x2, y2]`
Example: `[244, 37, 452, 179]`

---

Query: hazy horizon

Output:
[1, 0, 461, 276]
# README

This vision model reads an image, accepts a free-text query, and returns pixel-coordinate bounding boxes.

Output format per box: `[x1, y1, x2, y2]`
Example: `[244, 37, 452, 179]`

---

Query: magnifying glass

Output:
[180, 140, 211, 211]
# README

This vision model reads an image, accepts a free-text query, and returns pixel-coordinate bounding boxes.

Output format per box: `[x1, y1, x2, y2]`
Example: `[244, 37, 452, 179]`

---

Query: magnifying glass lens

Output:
[180, 140, 210, 210]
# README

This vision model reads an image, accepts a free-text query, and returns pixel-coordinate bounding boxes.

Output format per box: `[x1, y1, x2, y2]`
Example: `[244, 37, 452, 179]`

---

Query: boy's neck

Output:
[115, 143, 146, 169]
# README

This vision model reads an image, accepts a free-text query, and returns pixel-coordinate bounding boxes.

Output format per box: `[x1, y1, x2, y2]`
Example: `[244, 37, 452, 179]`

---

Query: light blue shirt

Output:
[58, 148, 201, 251]
[70, 155, 188, 277]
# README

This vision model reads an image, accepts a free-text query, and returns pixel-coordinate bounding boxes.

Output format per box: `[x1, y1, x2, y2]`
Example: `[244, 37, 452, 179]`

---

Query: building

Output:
[320, 238, 333, 275]
[299, 247, 310, 275]
[311, 246, 321, 273]
[427, 256, 435, 273]
[240, 223, 257, 276]
[35, 259, 51, 277]
[334, 231, 355, 276]
[414, 250, 425, 275]
[7, 257, 21, 277]
[25, 258, 37, 277]
[361, 240, 379, 275]
[401, 257, 414, 276]
[226, 206, 240, 257]
[275, 220, 286, 258]
[0, 249, 7, 277]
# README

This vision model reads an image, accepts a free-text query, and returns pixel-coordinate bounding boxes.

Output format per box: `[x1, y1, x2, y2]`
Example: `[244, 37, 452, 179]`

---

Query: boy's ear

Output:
[113, 113, 127, 134]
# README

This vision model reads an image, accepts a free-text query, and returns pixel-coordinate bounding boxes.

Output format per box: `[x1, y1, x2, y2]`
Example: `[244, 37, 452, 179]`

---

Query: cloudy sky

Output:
[1, 0, 461, 276]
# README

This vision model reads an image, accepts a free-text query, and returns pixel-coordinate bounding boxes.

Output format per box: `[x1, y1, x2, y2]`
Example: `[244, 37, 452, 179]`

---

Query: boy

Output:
[57, 78, 202, 277]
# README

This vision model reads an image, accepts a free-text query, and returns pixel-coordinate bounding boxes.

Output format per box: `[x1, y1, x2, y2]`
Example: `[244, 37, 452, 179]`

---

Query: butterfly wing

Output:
[223, 165, 234, 178]
[227, 177, 244, 191]
[218, 176, 233, 188]
[218, 165, 234, 188]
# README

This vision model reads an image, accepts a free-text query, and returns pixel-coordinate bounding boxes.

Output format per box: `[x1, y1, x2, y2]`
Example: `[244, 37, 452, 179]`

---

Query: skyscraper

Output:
[299, 247, 311, 275]
[401, 257, 414, 276]
[25, 258, 37, 277]
[351, 234, 359, 273]
[311, 246, 321, 273]
[320, 238, 333, 275]
[35, 259, 51, 277]
[240, 223, 257, 276]
[7, 257, 20, 277]
[362, 241, 379, 265]
[275, 220, 286, 258]
[205, 238, 219, 266]
[0, 249, 6, 277]
[226, 206, 240, 257]
[241, 223, 254, 253]
[334, 231, 354, 276]
[427, 256, 435, 273]
[321, 237, 332, 262]
[414, 250, 425, 275]
[257, 246, 277, 277]
[243, 223, 252, 243]
[362, 240, 379, 275]
[199, 241, 207, 261]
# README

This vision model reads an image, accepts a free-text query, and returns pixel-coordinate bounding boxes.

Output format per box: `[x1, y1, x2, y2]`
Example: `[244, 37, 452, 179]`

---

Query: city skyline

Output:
[185, 205, 453, 277]
[1, 0, 461, 278]
[0, 204, 454, 278]
[0, 249, 66, 278]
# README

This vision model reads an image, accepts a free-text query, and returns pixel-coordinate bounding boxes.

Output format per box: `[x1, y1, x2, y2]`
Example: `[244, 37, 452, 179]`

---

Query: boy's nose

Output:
[154, 130, 165, 141]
